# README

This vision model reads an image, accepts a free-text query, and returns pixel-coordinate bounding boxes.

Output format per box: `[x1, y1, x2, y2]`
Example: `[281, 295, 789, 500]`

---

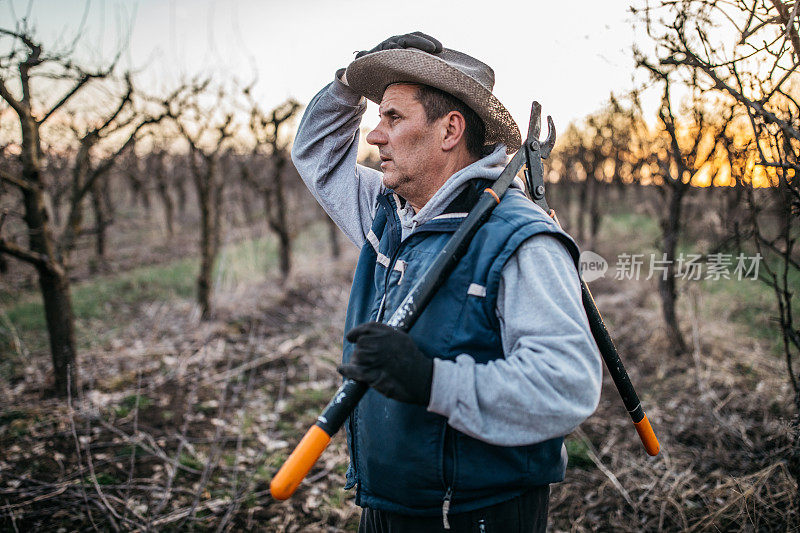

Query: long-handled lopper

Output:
[270, 102, 659, 501]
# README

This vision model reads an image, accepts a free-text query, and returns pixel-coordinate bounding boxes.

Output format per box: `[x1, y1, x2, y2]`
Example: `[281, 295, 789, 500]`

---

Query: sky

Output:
[0, 0, 653, 137]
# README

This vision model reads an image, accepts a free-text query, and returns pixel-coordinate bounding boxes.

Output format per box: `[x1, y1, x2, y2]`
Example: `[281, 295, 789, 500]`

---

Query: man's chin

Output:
[381, 174, 398, 190]
[381, 172, 410, 195]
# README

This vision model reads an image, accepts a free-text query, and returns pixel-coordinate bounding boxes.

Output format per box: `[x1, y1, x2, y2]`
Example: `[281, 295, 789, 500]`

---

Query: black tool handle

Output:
[580, 280, 660, 455]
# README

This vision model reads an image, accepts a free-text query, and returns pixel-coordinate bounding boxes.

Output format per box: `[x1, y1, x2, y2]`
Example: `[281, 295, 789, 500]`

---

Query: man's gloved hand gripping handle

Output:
[338, 322, 434, 406]
[270, 323, 434, 501]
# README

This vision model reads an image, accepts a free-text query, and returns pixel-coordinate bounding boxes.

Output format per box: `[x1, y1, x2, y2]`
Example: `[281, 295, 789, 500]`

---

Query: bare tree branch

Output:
[39, 73, 97, 125]
[769, 0, 800, 63]
[0, 168, 33, 191]
[0, 77, 24, 117]
[0, 28, 41, 59]
[0, 236, 52, 269]
[664, 51, 800, 142]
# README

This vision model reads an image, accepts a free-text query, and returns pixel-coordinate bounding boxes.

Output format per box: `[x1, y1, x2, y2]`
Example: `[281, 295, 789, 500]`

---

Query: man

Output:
[292, 32, 602, 532]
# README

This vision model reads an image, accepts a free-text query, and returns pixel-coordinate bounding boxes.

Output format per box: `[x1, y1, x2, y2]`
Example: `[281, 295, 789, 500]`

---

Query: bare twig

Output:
[574, 428, 636, 509]
[176, 344, 234, 528]
[0, 169, 32, 191]
[66, 369, 102, 533]
[122, 370, 143, 523]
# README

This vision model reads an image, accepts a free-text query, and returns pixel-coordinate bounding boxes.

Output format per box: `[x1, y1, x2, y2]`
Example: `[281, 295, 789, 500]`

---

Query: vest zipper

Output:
[442, 425, 456, 530]
[442, 486, 453, 530]
[376, 293, 387, 321]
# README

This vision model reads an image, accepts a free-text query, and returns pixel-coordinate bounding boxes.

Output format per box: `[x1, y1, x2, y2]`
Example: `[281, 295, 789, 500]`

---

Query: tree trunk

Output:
[50, 185, 64, 228]
[278, 228, 292, 279]
[132, 169, 152, 216]
[567, 180, 580, 232]
[16, 108, 79, 397]
[102, 177, 115, 220]
[327, 215, 341, 259]
[38, 265, 78, 396]
[238, 185, 255, 226]
[635, 182, 647, 209]
[157, 178, 175, 236]
[614, 174, 628, 203]
[726, 183, 743, 244]
[90, 180, 108, 269]
[266, 155, 292, 279]
[140, 184, 151, 214]
[127, 172, 140, 207]
[22, 180, 78, 397]
[659, 183, 688, 356]
[195, 160, 217, 319]
[64, 143, 90, 256]
[175, 174, 188, 217]
[151, 153, 175, 236]
[588, 179, 603, 249]
[576, 178, 589, 244]
[212, 178, 224, 261]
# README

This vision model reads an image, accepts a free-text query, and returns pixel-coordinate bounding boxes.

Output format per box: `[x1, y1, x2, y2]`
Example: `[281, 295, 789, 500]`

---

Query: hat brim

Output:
[345, 49, 521, 153]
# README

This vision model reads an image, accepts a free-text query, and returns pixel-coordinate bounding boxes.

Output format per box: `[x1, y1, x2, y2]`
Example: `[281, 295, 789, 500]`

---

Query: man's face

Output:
[366, 84, 441, 209]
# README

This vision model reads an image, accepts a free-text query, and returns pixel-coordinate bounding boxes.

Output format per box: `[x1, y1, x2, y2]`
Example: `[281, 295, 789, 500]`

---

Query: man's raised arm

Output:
[291, 71, 384, 248]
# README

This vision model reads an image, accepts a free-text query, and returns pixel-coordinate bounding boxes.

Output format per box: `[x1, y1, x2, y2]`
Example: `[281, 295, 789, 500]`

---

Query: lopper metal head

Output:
[523, 102, 556, 213]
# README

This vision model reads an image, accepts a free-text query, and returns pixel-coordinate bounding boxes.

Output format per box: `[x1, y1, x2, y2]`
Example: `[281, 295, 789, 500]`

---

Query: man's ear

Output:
[441, 111, 466, 152]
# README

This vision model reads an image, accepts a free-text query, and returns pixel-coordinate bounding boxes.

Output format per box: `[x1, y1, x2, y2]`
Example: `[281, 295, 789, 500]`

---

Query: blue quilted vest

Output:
[342, 180, 581, 516]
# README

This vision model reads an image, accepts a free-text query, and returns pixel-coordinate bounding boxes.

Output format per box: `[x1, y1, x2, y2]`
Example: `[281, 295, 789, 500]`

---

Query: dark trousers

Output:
[358, 486, 549, 533]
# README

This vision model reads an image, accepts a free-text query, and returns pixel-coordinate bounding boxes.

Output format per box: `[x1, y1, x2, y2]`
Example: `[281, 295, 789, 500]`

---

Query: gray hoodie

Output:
[292, 74, 602, 446]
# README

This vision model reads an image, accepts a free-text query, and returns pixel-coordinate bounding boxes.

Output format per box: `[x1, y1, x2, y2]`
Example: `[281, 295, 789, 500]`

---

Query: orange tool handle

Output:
[270, 425, 332, 500]
[633, 413, 660, 456]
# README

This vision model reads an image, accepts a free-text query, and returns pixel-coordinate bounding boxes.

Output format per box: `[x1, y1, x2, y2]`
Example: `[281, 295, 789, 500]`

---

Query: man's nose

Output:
[366, 127, 387, 146]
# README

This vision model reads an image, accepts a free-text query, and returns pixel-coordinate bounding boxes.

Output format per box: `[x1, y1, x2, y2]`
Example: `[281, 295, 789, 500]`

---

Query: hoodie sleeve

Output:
[291, 72, 385, 248]
[427, 234, 603, 446]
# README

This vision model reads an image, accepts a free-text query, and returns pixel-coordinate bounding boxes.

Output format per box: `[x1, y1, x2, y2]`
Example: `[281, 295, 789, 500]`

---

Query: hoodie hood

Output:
[398, 143, 511, 241]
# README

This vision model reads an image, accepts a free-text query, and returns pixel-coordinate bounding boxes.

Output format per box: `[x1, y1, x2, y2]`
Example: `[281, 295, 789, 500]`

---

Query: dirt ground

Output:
[0, 208, 797, 531]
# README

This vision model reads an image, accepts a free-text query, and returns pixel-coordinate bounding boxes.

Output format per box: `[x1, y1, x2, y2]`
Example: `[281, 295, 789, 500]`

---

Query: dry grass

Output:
[1, 245, 361, 531]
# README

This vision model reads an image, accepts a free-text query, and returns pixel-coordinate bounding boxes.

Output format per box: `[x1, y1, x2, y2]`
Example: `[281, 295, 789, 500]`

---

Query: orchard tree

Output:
[0, 25, 171, 396]
[245, 96, 301, 279]
[171, 83, 235, 319]
[59, 75, 163, 268]
[0, 26, 119, 396]
[634, 0, 800, 492]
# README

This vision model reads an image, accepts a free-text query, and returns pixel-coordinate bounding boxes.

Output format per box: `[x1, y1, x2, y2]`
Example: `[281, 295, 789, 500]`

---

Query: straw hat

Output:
[345, 48, 521, 152]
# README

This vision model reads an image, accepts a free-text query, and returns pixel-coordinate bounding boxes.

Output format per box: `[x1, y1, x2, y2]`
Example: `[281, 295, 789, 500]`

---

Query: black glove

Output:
[355, 32, 443, 59]
[338, 322, 434, 406]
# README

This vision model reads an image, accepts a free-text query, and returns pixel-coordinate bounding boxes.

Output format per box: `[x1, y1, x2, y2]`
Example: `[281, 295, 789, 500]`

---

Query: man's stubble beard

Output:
[381, 168, 412, 198]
